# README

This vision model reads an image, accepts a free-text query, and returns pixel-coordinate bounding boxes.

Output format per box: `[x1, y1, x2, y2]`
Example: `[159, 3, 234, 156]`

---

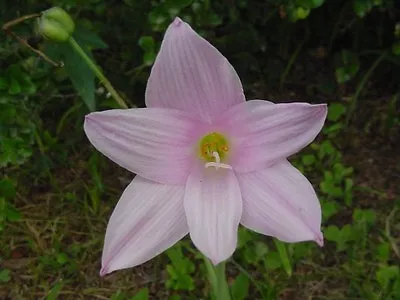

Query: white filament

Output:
[205, 151, 232, 170]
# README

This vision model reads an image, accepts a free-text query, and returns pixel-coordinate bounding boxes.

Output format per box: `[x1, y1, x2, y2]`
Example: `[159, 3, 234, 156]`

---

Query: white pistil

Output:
[205, 151, 232, 170]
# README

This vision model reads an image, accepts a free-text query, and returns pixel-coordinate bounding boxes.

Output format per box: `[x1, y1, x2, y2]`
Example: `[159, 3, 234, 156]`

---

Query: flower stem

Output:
[204, 258, 231, 300]
[68, 37, 128, 109]
[345, 50, 387, 125]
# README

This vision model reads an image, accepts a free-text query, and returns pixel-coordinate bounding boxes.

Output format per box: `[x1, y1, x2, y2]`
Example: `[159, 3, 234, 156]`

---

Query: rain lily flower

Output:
[84, 17, 327, 276]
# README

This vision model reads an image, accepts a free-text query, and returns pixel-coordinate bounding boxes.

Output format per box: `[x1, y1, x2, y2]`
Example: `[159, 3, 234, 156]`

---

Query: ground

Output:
[1, 50, 399, 300]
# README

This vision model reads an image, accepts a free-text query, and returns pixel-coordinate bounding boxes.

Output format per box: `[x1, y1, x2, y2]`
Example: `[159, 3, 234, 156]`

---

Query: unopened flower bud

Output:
[38, 7, 74, 42]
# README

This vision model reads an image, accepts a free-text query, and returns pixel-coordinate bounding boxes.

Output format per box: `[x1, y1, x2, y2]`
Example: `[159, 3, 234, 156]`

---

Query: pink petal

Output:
[145, 17, 245, 123]
[221, 100, 327, 172]
[101, 176, 188, 276]
[238, 161, 323, 245]
[84, 108, 200, 184]
[184, 167, 242, 264]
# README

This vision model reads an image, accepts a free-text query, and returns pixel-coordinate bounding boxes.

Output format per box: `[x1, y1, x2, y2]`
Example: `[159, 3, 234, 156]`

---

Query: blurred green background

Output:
[1, 0, 399, 299]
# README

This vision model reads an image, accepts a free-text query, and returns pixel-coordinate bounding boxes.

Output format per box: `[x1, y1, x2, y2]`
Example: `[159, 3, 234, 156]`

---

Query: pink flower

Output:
[84, 18, 327, 276]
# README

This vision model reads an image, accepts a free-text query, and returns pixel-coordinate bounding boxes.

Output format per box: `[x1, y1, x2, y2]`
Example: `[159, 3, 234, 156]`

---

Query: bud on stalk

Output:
[38, 7, 74, 42]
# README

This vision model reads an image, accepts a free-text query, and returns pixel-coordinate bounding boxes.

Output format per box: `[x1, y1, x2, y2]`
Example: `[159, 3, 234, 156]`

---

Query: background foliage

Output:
[1, 0, 399, 299]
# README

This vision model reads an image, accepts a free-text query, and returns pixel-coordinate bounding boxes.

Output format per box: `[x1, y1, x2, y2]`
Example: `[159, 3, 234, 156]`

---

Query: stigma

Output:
[204, 151, 232, 170]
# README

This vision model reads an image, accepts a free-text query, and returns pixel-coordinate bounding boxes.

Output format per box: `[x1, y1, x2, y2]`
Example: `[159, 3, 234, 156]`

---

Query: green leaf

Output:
[376, 243, 390, 263]
[110, 290, 125, 300]
[353, 209, 376, 226]
[311, 0, 324, 8]
[1, 198, 8, 231]
[318, 140, 336, 159]
[328, 103, 347, 122]
[324, 225, 353, 251]
[143, 51, 156, 66]
[231, 273, 249, 300]
[203, 12, 223, 26]
[301, 154, 316, 166]
[0, 269, 11, 283]
[0, 77, 8, 90]
[264, 251, 282, 269]
[393, 274, 400, 295]
[237, 227, 253, 248]
[45, 27, 107, 111]
[8, 77, 21, 95]
[5, 202, 21, 221]
[376, 265, 399, 290]
[336, 66, 360, 84]
[56, 252, 69, 265]
[291, 243, 312, 261]
[254, 241, 269, 259]
[0, 178, 16, 200]
[295, 0, 312, 8]
[344, 178, 353, 206]
[392, 41, 400, 56]
[296, 7, 310, 19]
[274, 240, 292, 276]
[324, 225, 340, 242]
[321, 200, 339, 221]
[165, 243, 195, 291]
[130, 288, 149, 300]
[353, 0, 372, 18]
[65, 47, 96, 111]
[164, 0, 193, 12]
[339, 225, 355, 251]
[335, 50, 360, 83]
[138, 36, 155, 52]
[46, 43, 96, 111]
[149, 7, 169, 29]
[73, 25, 108, 49]
[45, 281, 64, 300]
[320, 180, 343, 197]
[138, 36, 156, 66]
[17, 72, 36, 95]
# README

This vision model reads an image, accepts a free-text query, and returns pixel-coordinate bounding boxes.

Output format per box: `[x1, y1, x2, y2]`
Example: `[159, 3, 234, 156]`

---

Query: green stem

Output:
[345, 50, 387, 125]
[68, 37, 128, 109]
[230, 259, 267, 299]
[216, 262, 231, 300]
[204, 258, 231, 300]
[280, 26, 309, 90]
[328, 2, 349, 52]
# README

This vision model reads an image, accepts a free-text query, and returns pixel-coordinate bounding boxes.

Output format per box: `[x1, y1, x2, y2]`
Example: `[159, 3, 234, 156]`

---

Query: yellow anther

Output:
[198, 132, 229, 162]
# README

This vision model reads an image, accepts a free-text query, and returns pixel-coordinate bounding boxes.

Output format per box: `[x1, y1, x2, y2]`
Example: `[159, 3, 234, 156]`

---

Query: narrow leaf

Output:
[274, 239, 292, 277]
[231, 273, 250, 300]
[45, 281, 64, 300]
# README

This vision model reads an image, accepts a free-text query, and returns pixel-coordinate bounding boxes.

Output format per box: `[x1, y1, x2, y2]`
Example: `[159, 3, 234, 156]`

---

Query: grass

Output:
[1, 3, 399, 296]
[1, 91, 399, 300]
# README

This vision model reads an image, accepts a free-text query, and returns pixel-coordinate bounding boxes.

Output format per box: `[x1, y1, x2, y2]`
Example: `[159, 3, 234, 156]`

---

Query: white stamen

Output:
[205, 151, 232, 170]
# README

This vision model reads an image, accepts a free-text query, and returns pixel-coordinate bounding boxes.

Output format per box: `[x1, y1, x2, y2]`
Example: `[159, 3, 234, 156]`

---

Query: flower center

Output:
[198, 132, 232, 170]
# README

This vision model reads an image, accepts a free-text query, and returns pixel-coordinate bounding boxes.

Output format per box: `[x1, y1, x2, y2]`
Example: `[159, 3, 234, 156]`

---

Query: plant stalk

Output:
[68, 37, 128, 109]
[346, 50, 387, 125]
[204, 258, 231, 300]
